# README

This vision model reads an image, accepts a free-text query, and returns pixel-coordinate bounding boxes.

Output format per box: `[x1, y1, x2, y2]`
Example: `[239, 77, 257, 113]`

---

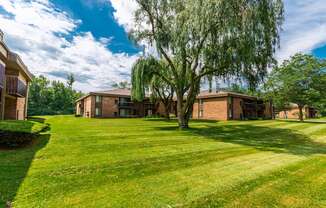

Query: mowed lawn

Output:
[0, 116, 325, 208]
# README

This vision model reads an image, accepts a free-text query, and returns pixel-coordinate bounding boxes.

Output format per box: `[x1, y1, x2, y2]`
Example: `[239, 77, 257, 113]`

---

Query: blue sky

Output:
[51, 0, 139, 55]
[0, 0, 325, 92]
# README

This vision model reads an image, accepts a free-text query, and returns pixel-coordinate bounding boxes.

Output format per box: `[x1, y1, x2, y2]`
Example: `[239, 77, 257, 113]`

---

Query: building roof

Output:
[76, 89, 132, 102]
[7, 52, 33, 81]
[93, 88, 132, 96]
[0, 30, 33, 81]
[76, 88, 260, 103]
[197, 90, 258, 100]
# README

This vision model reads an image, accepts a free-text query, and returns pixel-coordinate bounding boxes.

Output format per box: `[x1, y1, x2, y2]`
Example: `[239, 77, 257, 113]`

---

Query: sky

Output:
[0, 0, 325, 92]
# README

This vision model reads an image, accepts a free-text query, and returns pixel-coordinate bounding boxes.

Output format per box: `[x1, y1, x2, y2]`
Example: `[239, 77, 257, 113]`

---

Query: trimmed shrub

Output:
[0, 131, 37, 147]
[0, 120, 48, 147]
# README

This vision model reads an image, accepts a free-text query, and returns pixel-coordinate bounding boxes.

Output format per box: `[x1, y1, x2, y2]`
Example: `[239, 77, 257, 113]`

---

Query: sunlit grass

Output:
[0, 116, 325, 207]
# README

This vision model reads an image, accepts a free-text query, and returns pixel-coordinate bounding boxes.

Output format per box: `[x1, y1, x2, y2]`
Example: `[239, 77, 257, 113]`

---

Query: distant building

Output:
[75, 89, 167, 118]
[76, 89, 273, 121]
[192, 90, 273, 120]
[276, 104, 317, 119]
[0, 30, 33, 120]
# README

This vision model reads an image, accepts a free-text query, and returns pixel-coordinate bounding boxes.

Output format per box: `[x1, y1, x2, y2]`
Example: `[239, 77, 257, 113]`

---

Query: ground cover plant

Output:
[0, 116, 325, 207]
[0, 119, 48, 147]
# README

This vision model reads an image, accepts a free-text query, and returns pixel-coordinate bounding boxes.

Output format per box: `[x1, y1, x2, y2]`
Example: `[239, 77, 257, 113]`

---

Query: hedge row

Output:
[0, 120, 49, 147]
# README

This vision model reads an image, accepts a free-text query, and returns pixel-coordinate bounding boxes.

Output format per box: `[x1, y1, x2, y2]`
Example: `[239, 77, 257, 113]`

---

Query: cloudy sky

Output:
[0, 0, 325, 92]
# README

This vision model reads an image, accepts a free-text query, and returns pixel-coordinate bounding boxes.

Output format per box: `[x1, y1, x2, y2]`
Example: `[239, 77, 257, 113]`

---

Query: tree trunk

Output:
[298, 105, 304, 121]
[177, 94, 189, 129]
[176, 82, 199, 129]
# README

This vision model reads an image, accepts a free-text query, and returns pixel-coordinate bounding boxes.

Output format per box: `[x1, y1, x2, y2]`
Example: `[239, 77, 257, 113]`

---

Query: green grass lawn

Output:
[0, 116, 325, 208]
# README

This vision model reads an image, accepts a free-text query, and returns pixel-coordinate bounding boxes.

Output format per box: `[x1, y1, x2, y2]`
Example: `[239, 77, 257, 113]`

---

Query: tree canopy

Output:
[28, 75, 84, 116]
[131, 0, 284, 128]
[131, 56, 174, 118]
[265, 53, 326, 121]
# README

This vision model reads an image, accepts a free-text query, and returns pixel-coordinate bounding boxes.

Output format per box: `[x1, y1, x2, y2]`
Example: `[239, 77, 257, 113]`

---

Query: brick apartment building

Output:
[75, 89, 166, 118]
[276, 104, 317, 119]
[192, 90, 273, 120]
[0, 30, 32, 120]
[76, 88, 273, 120]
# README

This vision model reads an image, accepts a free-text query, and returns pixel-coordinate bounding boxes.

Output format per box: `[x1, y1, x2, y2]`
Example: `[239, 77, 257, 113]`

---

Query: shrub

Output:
[0, 120, 48, 147]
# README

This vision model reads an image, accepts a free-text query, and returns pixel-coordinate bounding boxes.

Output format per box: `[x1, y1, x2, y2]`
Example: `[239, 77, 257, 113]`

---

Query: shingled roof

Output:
[197, 90, 257, 99]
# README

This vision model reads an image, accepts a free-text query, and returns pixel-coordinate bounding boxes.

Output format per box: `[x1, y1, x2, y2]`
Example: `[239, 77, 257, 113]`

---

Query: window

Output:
[228, 97, 233, 119]
[199, 99, 204, 118]
[95, 107, 101, 116]
[115, 99, 118, 104]
[95, 95, 102, 103]
[199, 109, 204, 118]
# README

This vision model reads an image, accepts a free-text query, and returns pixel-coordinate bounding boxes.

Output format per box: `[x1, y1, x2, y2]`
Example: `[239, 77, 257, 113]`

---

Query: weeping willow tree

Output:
[132, 0, 284, 129]
[131, 56, 174, 119]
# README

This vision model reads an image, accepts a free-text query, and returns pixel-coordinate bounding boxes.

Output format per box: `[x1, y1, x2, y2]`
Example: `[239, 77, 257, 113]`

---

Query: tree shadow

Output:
[27, 117, 46, 124]
[0, 134, 50, 207]
[144, 118, 219, 124]
[276, 119, 326, 124]
[155, 124, 326, 156]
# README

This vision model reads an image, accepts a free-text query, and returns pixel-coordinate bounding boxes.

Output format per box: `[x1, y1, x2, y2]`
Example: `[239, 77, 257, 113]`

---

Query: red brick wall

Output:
[278, 108, 300, 119]
[76, 101, 81, 115]
[156, 102, 167, 116]
[278, 107, 313, 119]
[102, 96, 119, 117]
[83, 96, 93, 118]
[16, 97, 26, 120]
[4, 97, 17, 120]
[232, 97, 243, 120]
[192, 97, 228, 120]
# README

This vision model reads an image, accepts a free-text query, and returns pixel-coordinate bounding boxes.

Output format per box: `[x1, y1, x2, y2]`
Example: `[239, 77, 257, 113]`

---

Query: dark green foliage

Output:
[132, 0, 284, 128]
[0, 120, 48, 147]
[265, 53, 326, 120]
[28, 75, 84, 116]
[131, 57, 174, 118]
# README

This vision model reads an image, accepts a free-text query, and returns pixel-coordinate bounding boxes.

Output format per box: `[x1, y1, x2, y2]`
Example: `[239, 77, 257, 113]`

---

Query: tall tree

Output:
[131, 0, 284, 128]
[67, 73, 75, 89]
[131, 56, 174, 119]
[265, 53, 326, 121]
[28, 75, 84, 116]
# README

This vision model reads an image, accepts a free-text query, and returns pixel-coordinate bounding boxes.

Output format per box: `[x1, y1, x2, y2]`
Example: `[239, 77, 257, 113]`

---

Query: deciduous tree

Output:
[131, 0, 284, 128]
[265, 53, 326, 121]
[131, 56, 174, 119]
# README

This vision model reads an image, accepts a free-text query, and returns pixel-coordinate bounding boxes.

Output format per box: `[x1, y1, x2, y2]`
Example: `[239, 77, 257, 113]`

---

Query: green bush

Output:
[0, 120, 48, 147]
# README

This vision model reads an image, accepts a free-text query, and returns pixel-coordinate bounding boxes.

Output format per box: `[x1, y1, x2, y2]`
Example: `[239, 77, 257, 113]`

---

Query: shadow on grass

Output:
[144, 118, 219, 124]
[276, 119, 326, 124]
[27, 117, 46, 124]
[0, 134, 50, 207]
[155, 124, 326, 156]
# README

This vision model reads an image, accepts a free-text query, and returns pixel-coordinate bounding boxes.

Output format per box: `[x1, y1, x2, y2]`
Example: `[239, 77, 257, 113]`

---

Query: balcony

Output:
[6, 76, 27, 97]
[118, 102, 135, 108]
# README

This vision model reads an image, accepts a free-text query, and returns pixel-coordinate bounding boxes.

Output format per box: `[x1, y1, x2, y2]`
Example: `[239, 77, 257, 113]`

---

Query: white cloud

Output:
[0, 0, 140, 92]
[110, 0, 326, 64]
[110, 0, 138, 32]
[276, 0, 326, 62]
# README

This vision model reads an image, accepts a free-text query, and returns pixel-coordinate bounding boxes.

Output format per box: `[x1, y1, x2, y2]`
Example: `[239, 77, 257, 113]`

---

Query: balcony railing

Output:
[118, 102, 135, 108]
[6, 76, 27, 97]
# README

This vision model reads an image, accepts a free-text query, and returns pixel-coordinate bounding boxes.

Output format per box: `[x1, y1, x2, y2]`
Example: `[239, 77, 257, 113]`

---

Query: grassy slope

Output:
[0, 116, 325, 207]
[0, 120, 46, 134]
